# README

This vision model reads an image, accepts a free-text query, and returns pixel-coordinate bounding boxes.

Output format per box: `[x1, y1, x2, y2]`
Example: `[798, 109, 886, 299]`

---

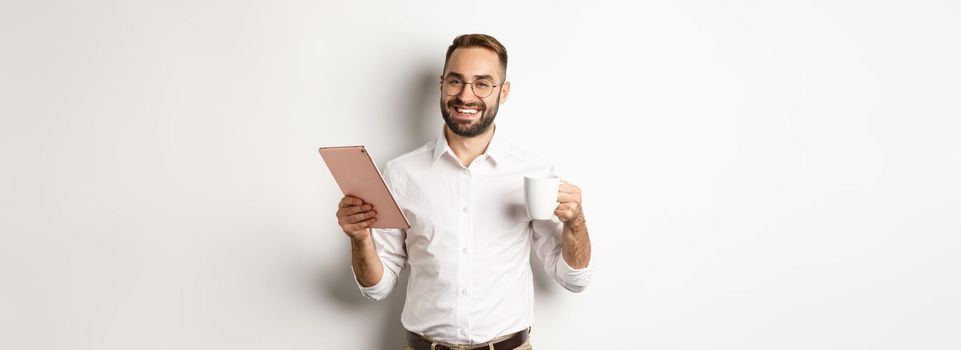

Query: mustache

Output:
[447, 98, 485, 109]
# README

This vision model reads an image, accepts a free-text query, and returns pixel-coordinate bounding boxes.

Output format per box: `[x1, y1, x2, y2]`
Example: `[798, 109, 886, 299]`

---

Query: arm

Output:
[336, 163, 407, 300]
[561, 212, 591, 269]
[337, 197, 408, 301]
[531, 180, 593, 292]
[557, 180, 591, 269]
[350, 230, 383, 287]
[335, 196, 384, 287]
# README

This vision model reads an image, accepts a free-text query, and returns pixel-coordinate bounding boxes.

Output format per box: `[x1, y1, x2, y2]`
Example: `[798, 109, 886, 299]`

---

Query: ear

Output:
[498, 81, 511, 104]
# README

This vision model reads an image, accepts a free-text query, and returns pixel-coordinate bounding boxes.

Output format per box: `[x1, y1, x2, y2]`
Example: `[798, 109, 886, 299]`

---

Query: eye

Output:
[446, 78, 463, 85]
[475, 80, 493, 89]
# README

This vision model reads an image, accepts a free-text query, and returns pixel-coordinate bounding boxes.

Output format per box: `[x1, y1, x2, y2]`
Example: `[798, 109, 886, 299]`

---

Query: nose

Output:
[456, 82, 478, 102]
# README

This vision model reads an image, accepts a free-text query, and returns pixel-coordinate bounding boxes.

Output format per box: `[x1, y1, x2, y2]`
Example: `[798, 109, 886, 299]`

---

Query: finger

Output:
[340, 204, 373, 216]
[558, 183, 578, 194]
[345, 210, 376, 224]
[346, 210, 377, 224]
[556, 202, 579, 213]
[557, 192, 578, 203]
[339, 196, 364, 208]
[345, 218, 376, 232]
[553, 204, 568, 214]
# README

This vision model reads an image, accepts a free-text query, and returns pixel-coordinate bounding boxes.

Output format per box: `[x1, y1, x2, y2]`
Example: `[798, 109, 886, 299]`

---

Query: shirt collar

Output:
[431, 125, 506, 167]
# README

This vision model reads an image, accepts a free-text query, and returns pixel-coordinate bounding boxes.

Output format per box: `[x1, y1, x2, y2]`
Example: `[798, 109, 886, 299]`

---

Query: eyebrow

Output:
[445, 72, 497, 81]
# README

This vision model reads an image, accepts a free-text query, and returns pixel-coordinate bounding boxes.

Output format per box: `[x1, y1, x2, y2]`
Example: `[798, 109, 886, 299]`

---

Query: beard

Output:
[440, 93, 500, 138]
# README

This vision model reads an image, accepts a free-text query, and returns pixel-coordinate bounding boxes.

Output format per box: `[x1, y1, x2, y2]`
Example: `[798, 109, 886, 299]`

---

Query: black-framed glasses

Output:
[441, 77, 499, 98]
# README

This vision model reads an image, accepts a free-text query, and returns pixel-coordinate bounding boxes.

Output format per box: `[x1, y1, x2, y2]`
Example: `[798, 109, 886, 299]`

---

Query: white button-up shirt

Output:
[353, 127, 592, 344]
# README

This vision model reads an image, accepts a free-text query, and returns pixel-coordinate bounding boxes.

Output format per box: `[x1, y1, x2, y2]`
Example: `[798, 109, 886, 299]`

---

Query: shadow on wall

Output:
[320, 249, 410, 349]
[393, 63, 441, 161]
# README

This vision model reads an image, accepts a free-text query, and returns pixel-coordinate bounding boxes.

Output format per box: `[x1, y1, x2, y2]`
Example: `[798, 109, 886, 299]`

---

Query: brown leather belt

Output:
[405, 328, 529, 350]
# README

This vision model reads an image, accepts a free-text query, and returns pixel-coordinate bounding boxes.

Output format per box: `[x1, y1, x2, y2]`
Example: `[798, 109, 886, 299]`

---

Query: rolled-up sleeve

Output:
[531, 216, 593, 293]
[352, 228, 407, 301]
[351, 162, 408, 301]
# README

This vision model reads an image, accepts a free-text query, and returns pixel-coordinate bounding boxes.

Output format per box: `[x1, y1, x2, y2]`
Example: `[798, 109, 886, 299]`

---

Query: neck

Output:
[444, 124, 495, 168]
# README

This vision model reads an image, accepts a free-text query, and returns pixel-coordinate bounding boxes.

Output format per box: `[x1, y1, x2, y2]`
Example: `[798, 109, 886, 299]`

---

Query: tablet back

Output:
[319, 146, 410, 229]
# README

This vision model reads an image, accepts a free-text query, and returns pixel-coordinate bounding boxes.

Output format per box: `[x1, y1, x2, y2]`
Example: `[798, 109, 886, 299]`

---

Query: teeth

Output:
[456, 108, 478, 114]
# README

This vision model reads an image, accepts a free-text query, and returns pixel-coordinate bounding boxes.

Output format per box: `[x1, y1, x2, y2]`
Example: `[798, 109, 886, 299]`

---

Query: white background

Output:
[2, 0, 959, 349]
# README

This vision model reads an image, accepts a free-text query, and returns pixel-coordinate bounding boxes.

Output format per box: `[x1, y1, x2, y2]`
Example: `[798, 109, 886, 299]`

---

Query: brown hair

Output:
[443, 34, 508, 81]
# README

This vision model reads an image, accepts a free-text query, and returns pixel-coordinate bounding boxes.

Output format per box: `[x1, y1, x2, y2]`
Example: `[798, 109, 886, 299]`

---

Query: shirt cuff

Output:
[555, 255, 593, 292]
[351, 263, 395, 301]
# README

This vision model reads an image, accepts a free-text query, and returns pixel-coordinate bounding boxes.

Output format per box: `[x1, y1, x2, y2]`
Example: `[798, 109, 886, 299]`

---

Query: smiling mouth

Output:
[451, 106, 481, 119]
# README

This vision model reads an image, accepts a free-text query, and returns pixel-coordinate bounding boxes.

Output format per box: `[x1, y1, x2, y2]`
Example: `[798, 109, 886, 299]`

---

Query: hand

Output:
[336, 195, 377, 242]
[555, 180, 584, 224]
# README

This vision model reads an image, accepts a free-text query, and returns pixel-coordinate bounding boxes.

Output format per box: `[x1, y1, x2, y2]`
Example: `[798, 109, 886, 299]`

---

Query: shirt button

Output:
[460, 288, 467, 296]
[462, 247, 468, 254]
[460, 329, 467, 336]
[462, 206, 469, 213]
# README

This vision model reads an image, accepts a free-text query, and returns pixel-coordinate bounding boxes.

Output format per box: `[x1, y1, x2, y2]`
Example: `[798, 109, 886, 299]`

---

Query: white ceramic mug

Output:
[524, 175, 560, 220]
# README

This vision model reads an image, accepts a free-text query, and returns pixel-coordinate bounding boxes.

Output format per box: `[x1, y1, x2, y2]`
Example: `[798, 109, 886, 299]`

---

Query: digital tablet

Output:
[319, 146, 410, 229]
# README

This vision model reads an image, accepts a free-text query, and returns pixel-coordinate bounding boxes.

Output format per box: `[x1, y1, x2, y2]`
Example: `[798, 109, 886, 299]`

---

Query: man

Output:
[335, 34, 593, 350]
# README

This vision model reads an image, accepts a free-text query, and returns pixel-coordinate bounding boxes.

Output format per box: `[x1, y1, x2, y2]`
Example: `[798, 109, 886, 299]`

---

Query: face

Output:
[440, 47, 510, 138]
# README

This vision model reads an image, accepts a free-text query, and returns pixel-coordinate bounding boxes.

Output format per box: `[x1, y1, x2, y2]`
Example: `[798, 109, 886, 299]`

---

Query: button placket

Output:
[456, 167, 474, 342]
